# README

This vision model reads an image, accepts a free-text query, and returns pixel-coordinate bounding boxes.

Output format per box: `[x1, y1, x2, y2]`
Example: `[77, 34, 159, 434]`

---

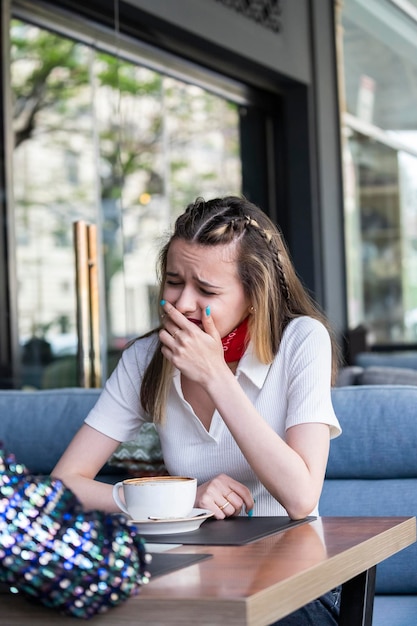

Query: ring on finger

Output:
[172, 330, 178, 340]
[219, 500, 232, 511]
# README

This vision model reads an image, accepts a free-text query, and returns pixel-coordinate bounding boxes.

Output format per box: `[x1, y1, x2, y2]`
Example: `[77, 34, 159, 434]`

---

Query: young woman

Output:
[53, 195, 342, 625]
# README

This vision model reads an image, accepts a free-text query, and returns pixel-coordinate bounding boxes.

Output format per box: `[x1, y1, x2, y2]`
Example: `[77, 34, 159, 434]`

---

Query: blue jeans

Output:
[270, 587, 341, 625]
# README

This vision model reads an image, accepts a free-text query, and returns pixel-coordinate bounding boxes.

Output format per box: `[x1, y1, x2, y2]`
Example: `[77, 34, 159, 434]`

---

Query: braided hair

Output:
[141, 196, 339, 422]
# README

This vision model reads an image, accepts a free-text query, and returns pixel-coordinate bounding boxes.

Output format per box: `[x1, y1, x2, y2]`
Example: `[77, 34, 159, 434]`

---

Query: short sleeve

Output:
[283, 318, 341, 439]
[85, 335, 157, 441]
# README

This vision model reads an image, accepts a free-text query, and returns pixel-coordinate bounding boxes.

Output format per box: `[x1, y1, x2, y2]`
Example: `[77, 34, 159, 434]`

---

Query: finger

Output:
[160, 300, 182, 325]
[225, 483, 254, 514]
[159, 301, 181, 340]
[162, 323, 180, 341]
[160, 301, 195, 339]
[171, 328, 180, 341]
[159, 328, 178, 355]
[201, 305, 220, 340]
[159, 327, 172, 344]
[220, 491, 244, 516]
[223, 490, 240, 508]
[216, 499, 235, 518]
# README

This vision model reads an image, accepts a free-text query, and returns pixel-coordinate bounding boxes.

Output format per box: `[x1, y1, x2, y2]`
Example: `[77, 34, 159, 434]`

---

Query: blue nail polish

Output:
[160, 299, 166, 306]
[205, 306, 211, 316]
[247, 497, 255, 517]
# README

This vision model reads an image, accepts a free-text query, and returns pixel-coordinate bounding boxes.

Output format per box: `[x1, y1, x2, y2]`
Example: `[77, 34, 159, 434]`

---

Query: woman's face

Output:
[163, 239, 251, 338]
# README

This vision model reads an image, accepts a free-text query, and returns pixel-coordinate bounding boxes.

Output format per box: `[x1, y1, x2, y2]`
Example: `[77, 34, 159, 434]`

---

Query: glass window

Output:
[340, 0, 417, 345]
[11, 19, 241, 389]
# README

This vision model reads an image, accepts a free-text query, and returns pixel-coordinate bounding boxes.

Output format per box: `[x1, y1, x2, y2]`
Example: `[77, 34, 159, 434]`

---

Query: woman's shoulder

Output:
[130, 331, 160, 350]
[280, 316, 331, 357]
[120, 331, 159, 369]
[285, 315, 329, 339]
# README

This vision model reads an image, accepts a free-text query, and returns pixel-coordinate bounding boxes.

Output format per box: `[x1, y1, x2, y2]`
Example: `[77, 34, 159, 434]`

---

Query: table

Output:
[1, 516, 415, 626]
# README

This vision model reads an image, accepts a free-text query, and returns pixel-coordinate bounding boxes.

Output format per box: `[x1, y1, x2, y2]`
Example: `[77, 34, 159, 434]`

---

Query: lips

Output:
[188, 318, 202, 326]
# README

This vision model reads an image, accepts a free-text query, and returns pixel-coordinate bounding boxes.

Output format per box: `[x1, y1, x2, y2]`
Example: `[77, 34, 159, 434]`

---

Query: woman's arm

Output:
[52, 424, 122, 512]
[204, 370, 330, 519]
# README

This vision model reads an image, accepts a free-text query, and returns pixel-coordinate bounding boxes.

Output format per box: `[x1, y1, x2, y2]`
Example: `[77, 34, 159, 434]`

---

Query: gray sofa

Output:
[336, 364, 417, 387]
[0, 385, 416, 625]
[355, 351, 417, 371]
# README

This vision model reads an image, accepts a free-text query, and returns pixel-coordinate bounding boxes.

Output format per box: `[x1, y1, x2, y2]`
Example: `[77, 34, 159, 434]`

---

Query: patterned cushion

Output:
[108, 422, 166, 476]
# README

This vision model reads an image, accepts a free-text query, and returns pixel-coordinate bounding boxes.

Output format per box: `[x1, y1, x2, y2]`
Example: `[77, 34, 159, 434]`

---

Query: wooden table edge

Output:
[245, 516, 416, 625]
[1, 516, 416, 626]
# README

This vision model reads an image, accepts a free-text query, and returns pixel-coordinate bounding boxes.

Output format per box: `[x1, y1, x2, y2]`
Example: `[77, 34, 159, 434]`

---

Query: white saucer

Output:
[128, 508, 214, 535]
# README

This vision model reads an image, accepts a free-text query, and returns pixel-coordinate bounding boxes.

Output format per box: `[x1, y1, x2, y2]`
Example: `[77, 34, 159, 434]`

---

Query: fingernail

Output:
[205, 306, 211, 316]
[160, 299, 166, 306]
[247, 497, 255, 517]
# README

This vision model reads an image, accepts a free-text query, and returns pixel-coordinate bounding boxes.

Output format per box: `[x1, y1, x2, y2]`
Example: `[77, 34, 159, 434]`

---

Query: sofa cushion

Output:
[329, 386, 417, 478]
[335, 365, 363, 386]
[355, 352, 417, 370]
[320, 478, 417, 593]
[359, 366, 417, 386]
[108, 422, 166, 476]
[0, 388, 163, 481]
[0, 388, 101, 474]
[373, 594, 417, 626]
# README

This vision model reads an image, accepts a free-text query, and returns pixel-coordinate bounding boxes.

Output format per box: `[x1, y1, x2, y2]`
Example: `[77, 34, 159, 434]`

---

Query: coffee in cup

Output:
[112, 476, 197, 520]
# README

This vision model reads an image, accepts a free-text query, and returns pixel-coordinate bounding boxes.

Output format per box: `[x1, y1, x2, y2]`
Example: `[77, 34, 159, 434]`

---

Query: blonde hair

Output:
[140, 196, 340, 422]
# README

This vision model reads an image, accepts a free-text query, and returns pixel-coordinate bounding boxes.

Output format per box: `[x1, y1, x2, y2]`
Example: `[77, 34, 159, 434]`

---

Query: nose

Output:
[174, 285, 199, 315]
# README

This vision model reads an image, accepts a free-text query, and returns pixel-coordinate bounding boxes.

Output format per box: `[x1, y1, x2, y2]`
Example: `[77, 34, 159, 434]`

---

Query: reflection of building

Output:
[109, 196, 168, 338]
[8, 21, 242, 387]
[3, 1, 417, 386]
[15, 203, 77, 341]
[340, 0, 417, 345]
[0, 1, 344, 387]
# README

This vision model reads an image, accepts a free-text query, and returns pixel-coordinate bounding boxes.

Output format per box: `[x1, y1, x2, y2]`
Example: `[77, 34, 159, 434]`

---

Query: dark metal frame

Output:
[340, 566, 377, 626]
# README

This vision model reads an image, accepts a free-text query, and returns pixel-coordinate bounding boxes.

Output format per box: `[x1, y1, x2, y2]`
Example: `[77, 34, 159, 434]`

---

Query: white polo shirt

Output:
[85, 316, 341, 516]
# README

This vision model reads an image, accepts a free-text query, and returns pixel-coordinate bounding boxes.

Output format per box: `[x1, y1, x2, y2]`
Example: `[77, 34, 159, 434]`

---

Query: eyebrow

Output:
[166, 271, 222, 290]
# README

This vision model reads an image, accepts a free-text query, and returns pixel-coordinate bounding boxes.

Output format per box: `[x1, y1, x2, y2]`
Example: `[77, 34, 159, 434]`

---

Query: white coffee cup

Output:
[112, 476, 197, 520]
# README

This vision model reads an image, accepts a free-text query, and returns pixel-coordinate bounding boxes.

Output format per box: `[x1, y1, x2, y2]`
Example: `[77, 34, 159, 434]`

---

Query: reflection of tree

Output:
[12, 25, 162, 183]
[11, 22, 163, 339]
[12, 31, 88, 147]
[11, 20, 241, 350]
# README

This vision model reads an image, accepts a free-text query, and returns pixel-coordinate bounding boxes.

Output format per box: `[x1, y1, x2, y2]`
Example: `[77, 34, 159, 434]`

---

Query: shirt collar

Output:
[235, 341, 271, 389]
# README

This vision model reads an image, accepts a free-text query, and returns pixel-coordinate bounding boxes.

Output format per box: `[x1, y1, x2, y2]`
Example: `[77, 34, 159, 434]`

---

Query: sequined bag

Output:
[0, 444, 150, 619]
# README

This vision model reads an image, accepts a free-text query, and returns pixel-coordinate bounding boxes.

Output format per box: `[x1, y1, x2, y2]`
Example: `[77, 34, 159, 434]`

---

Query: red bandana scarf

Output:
[221, 316, 250, 363]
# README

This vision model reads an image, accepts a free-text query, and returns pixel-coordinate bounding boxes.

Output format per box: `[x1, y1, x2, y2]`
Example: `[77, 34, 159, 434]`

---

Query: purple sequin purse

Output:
[0, 444, 151, 618]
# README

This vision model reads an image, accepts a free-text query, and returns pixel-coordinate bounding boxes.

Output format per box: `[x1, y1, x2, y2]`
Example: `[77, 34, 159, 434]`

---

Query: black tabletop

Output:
[141, 515, 316, 545]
